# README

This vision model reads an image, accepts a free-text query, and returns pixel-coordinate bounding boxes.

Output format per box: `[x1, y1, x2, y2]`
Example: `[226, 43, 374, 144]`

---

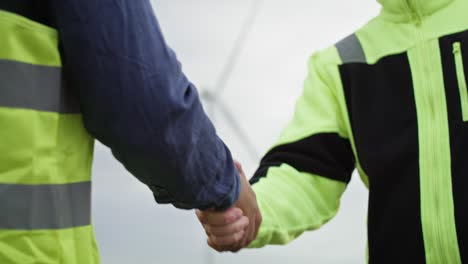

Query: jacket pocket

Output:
[453, 42, 468, 121]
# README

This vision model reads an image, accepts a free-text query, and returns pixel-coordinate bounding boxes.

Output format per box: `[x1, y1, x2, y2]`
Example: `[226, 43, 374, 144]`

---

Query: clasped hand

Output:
[196, 162, 262, 252]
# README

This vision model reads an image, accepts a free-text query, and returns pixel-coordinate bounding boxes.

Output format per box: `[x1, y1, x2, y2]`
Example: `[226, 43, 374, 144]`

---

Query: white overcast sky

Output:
[91, 0, 381, 263]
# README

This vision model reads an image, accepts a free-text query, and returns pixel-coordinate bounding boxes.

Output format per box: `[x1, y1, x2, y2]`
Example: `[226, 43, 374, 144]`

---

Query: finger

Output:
[247, 216, 257, 244]
[242, 216, 256, 247]
[254, 212, 263, 239]
[225, 244, 243, 253]
[213, 240, 243, 253]
[230, 247, 242, 253]
[210, 229, 245, 247]
[213, 217, 249, 252]
[227, 218, 250, 253]
[197, 207, 243, 226]
[207, 239, 223, 252]
[205, 216, 249, 237]
[240, 217, 254, 247]
[238, 217, 251, 247]
[230, 232, 247, 253]
[196, 210, 203, 222]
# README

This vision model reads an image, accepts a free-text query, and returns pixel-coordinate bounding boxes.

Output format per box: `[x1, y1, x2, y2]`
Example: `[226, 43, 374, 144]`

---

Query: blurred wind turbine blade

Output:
[216, 100, 261, 162]
[213, 0, 264, 94]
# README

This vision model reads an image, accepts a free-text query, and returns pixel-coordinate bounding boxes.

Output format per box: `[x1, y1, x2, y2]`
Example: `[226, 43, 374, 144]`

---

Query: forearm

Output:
[50, 0, 240, 209]
[249, 164, 346, 248]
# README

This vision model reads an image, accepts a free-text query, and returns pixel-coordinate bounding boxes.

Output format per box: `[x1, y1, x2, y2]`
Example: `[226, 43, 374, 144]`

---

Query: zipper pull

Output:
[454, 42, 461, 54]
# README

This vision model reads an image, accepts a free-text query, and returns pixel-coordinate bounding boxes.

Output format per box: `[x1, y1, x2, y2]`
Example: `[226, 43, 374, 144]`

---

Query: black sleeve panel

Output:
[251, 133, 355, 184]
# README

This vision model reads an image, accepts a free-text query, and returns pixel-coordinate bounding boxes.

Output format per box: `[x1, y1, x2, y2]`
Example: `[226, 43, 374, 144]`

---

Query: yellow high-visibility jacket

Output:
[250, 0, 468, 263]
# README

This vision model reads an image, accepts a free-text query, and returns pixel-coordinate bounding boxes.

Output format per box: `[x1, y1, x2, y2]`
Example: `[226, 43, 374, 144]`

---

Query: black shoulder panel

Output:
[0, 0, 55, 27]
[340, 52, 426, 263]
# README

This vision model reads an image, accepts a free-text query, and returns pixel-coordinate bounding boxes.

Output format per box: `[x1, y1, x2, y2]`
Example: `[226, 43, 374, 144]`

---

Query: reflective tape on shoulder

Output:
[0, 181, 91, 230]
[336, 34, 367, 64]
[0, 59, 80, 113]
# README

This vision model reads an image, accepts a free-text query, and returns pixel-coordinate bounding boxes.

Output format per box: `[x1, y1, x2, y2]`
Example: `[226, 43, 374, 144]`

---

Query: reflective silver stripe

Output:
[336, 34, 367, 64]
[0, 59, 80, 113]
[0, 182, 91, 230]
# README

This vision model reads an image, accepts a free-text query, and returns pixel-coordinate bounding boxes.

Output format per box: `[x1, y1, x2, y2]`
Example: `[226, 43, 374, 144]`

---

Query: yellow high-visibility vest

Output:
[0, 10, 99, 264]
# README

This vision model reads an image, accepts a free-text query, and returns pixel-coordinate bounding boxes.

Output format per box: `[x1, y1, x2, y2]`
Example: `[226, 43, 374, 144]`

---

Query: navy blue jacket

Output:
[34, 0, 240, 209]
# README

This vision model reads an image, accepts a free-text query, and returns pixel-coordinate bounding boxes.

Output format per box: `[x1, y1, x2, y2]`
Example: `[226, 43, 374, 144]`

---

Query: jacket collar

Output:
[378, 0, 454, 22]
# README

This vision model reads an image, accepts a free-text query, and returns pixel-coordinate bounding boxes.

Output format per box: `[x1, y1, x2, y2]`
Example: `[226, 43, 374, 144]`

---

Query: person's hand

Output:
[196, 161, 262, 252]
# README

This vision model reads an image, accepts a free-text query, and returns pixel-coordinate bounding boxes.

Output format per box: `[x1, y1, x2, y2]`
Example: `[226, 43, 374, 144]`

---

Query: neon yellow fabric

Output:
[0, 10, 99, 264]
[408, 39, 460, 264]
[0, 108, 94, 185]
[250, 164, 346, 247]
[0, 226, 100, 264]
[250, 50, 352, 247]
[378, 0, 454, 21]
[0, 107, 93, 184]
[275, 53, 349, 147]
[453, 42, 468, 121]
[0, 10, 61, 66]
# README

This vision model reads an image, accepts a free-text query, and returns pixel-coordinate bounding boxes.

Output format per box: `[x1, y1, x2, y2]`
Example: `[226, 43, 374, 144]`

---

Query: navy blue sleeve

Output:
[49, 0, 240, 210]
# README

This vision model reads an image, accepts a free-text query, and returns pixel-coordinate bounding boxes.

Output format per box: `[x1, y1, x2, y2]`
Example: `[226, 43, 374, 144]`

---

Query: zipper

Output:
[453, 42, 468, 121]
[405, 1, 434, 117]
[404, 1, 457, 263]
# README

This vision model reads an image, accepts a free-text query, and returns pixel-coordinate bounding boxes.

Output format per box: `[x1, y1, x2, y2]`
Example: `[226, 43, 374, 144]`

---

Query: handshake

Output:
[196, 162, 262, 252]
